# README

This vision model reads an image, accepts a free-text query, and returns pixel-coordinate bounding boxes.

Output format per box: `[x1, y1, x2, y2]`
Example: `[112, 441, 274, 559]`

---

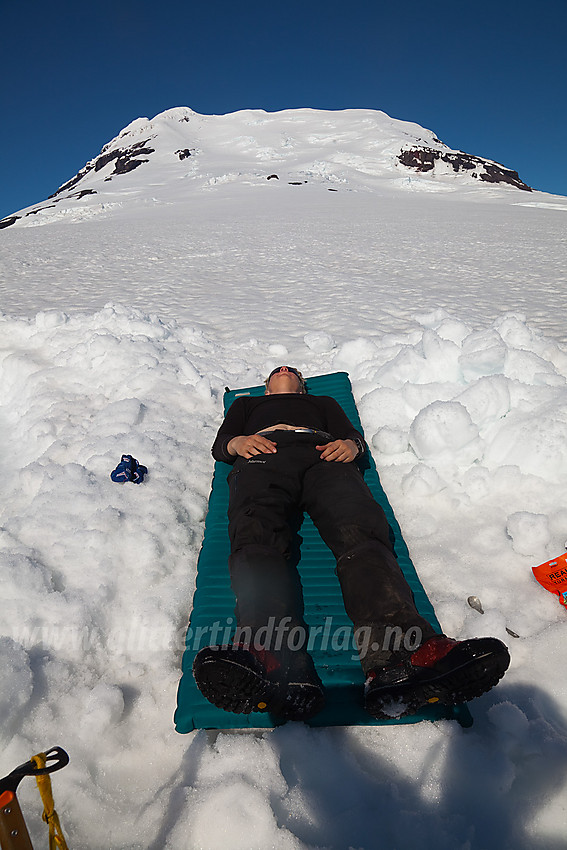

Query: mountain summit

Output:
[1, 106, 531, 229]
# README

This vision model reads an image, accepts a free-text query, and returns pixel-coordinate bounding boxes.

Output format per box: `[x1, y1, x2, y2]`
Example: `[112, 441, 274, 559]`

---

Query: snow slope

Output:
[1, 108, 566, 849]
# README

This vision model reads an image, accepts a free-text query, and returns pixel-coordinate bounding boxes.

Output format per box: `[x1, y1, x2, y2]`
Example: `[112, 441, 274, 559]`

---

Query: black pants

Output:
[227, 431, 436, 671]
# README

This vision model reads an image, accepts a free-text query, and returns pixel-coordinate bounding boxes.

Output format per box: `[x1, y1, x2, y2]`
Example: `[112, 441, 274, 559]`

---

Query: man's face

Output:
[266, 368, 303, 394]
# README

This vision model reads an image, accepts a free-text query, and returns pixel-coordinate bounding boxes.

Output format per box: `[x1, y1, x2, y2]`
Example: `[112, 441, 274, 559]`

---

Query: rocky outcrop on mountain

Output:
[50, 140, 156, 198]
[0, 215, 20, 229]
[398, 146, 531, 191]
[0, 137, 158, 228]
[0, 188, 100, 228]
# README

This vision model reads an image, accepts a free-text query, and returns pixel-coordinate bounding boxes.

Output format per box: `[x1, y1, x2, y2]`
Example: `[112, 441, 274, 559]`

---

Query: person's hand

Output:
[228, 435, 278, 458]
[316, 439, 357, 463]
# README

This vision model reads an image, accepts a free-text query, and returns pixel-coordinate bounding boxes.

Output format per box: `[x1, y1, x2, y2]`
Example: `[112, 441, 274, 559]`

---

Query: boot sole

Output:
[193, 646, 325, 721]
[193, 646, 278, 715]
[280, 681, 326, 721]
[366, 639, 510, 720]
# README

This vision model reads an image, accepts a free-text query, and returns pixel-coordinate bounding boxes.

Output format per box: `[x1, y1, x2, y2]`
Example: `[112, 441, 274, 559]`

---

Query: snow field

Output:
[2, 188, 566, 350]
[0, 302, 566, 846]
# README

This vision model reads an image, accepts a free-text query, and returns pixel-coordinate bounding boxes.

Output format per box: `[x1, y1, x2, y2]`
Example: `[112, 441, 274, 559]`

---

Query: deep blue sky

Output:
[1, 0, 566, 219]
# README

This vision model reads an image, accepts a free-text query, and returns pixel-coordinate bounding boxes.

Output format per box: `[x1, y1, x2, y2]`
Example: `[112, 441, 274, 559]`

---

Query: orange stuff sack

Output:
[533, 553, 567, 608]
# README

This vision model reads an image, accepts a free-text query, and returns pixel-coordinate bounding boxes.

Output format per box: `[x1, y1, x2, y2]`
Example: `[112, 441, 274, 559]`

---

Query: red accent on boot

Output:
[410, 636, 460, 669]
[240, 645, 281, 675]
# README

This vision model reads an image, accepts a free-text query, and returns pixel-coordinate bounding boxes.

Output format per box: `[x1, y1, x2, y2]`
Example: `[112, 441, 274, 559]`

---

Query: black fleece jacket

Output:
[211, 393, 365, 464]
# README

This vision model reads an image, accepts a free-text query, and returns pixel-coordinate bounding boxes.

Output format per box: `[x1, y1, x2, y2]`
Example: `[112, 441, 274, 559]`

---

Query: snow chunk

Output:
[34, 310, 70, 329]
[505, 348, 564, 385]
[359, 386, 410, 429]
[402, 464, 445, 496]
[409, 401, 482, 463]
[375, 346, 426, 389]
[493, 314, 534, 348]
[373, 426, 409, 455]
[435, 317, 471, 346]
[459, 329, 507, 380]
[414, 308, 452, 328]
[267, 344, 288, 357]
[484, 404, 567, 482]
[303, 331, 335, 353]
[488, 701, 530, 739]
[461, 466, 493, 500]
[333, 338, 379, 372]
[506, 511, 551, 557]
[456, 375, 511, 428]
[421, 329, 461, 379]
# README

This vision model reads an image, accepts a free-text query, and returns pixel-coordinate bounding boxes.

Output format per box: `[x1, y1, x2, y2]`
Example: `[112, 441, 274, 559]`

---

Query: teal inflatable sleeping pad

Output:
[174, 372, 473, 731]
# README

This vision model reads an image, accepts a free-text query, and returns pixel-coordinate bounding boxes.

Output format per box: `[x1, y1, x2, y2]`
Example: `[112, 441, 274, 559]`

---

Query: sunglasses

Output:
[267, 366, 303, 381]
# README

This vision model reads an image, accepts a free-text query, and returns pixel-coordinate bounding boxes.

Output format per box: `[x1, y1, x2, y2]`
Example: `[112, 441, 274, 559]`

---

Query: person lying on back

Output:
[194, 366, 510, 722]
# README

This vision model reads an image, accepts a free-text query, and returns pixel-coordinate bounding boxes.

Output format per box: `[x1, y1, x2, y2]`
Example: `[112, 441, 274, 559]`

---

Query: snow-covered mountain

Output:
[1, 106, 567, 849]
[1, 106, 531, 229]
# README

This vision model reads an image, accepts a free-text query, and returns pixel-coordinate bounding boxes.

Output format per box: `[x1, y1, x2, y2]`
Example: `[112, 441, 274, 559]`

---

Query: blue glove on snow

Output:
[110, 454, 148, 484]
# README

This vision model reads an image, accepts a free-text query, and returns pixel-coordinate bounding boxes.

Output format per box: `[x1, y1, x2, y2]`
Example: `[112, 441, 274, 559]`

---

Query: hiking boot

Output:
[193, 644, 325, 722]
[364, 635, 510, 720]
